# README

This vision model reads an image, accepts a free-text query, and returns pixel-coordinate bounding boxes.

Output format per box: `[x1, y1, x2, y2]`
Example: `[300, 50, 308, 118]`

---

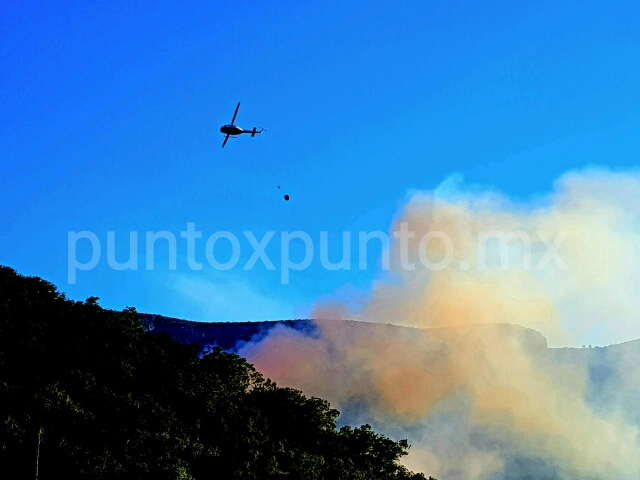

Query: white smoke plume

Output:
[238, 167, 640, 479]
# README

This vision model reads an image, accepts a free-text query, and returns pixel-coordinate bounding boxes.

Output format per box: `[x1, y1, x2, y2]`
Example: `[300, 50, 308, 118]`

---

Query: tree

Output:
[0, 265, 436, 479]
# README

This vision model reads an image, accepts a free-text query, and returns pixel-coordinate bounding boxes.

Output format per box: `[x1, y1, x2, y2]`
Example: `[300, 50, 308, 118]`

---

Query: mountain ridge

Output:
[139, 313, 640, 352]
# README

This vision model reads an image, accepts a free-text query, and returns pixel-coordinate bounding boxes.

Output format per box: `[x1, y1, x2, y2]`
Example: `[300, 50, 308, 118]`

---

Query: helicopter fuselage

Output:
[220, 124, 245, 135]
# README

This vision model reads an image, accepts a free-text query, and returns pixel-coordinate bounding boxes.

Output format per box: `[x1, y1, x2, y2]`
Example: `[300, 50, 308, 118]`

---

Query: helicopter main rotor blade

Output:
[222, 134, 229, 148]
[230, 102, 240, 124]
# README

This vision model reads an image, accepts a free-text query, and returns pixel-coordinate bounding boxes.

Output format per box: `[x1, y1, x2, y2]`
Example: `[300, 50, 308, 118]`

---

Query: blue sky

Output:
[2, 0, 640, 322]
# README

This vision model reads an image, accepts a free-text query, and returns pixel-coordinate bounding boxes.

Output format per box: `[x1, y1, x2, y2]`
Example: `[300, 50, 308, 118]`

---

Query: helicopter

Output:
[220, 102, 265, 147]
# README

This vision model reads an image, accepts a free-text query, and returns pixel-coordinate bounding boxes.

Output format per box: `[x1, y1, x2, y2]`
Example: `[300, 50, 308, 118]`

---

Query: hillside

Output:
[139, 314, 640, 480]
[3, 265, 639, 479]
[139, 314, 553, 354]
[139, 314, 640, 418]
[0, 266, 433, 480]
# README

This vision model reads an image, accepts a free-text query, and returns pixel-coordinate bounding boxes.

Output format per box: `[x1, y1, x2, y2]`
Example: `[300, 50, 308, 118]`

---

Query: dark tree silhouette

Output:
[0, 265, 436, 480]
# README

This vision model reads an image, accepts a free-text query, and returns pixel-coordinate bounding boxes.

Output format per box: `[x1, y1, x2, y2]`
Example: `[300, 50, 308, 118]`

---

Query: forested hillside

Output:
[0, 266, 434, 480]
